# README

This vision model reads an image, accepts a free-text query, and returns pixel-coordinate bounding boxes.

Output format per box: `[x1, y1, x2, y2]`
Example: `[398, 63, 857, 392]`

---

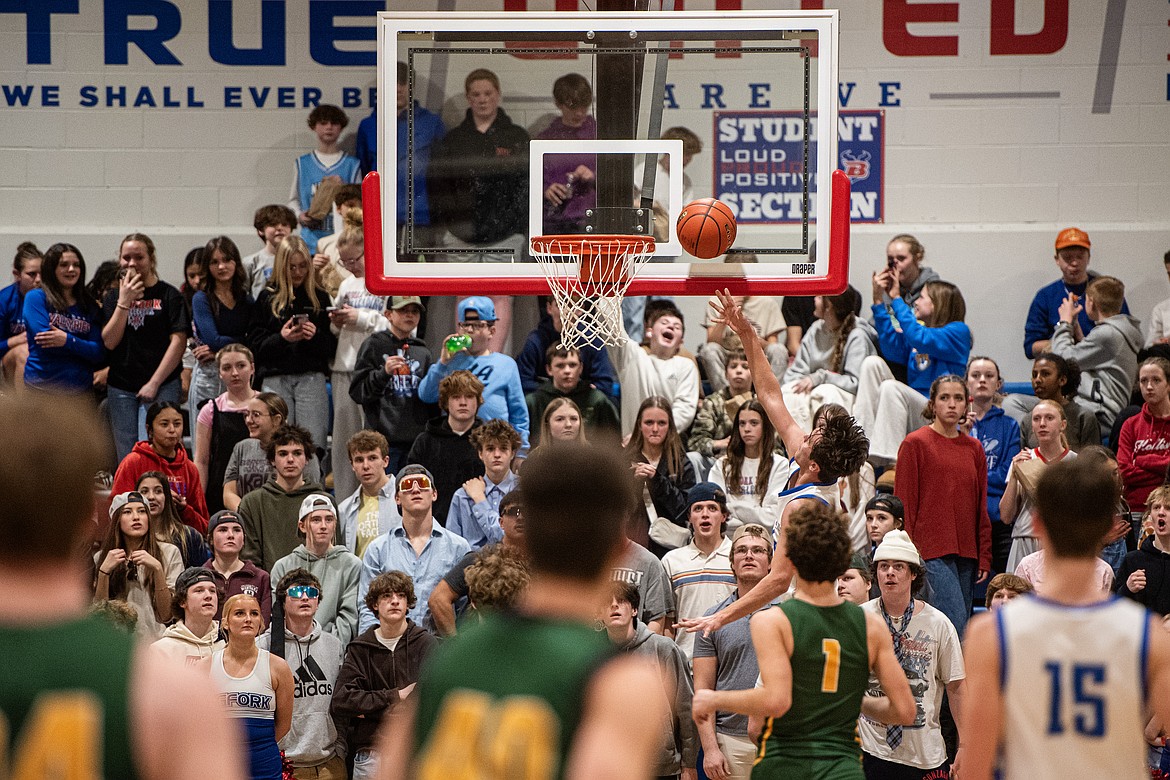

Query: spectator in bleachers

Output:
[255, 569, 346, 778]
[855, 271, 971, 466]
[1140, 250, 1170, 362]
[136, 471, 209, 569]
[661, 483, 735, 662]
[1115, 485, 1170, 615]
[604, 580, 698, 779]
[1024, 227, 1130, 359]
[895, 374, 990, 635]
[525, 343, 619, 447]
[242, 205, 296, 298]
[709, 399, 787, 530]
[329, 211, 388, 499]
[247, 235, 337, 459]
[430, 490, 527, 636]
[337, 430, 401, 561]
[517, 296, 617, 402]
[1005, 353, 1102, 450]
[350, 296, 434, 475]
[538, 73, 596, 235]
[866, 495, 905, 561]
[0, 241, 40, 387]
[965, 356, 1021, 575]
[332, 570, 436, 779]
[312, 185, 361, 298]
[837, 551, 874, 606]
[189, 236, 251, 419]
[193, 345, 257, 514]
[611, 301, 701, 439]
[94, 491, 183, 641]
[223, 392, 322, 511]
[358, 465, 470, 633]
[202, 508, 272, 623]
[21, 242, 104, 394]
[613, 518, 675, 635]
[428, 68, 529, 351]
[112, 400, 209, 533]
[408, 370, 486, 523]
[536, 398, 588, 448]
[419, 296, 530, 454]
[463, 544, 530, 614]
[692, 522, 772, 780]
[1118, 358, 1170, 510]
[102, 233, 189, 462]
[239, 425, 330, 572]
[700, 261, 788, 395]
[1000, 400, 1076, 572]
[687, 349, 755, 478]
[883, 233, 940, 311]
[290, 104, 361, 251]
[626, 395, 698, 556]
[782, 286, 864, 367]
[269, 494, 361, 646]
[446, 420, 521, 550]
[1047, 274, 1140, 430]
[152, 567, 223, 665]
[781, 287, 877, 431]
[983, 572, 1032, 610]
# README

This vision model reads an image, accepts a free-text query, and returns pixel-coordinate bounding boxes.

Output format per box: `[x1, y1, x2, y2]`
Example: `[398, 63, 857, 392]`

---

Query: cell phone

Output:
[886, 256, 896, 273]
[326, 306, 338, 312]
[292, 313, 309, 326]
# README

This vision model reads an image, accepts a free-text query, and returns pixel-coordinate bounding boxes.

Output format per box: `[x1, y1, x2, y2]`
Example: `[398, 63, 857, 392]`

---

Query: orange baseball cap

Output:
[1055, 227, 1091, 251]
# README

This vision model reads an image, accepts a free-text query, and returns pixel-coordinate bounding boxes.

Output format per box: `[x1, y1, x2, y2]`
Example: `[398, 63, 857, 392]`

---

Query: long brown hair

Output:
[540, 397, 587, 445]
[136, 471, 193, 561]
[200, 236, 249, 316]
[722, 399, 776, 505]
[824, 290, 860, 374]
[922, 280, 967, 328]
[624, 396, 684, 478]
[96, 498, 167, 598]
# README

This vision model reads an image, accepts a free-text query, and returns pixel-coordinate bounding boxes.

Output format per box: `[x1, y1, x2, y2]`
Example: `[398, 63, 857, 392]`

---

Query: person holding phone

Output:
[246, 236, 337, 460]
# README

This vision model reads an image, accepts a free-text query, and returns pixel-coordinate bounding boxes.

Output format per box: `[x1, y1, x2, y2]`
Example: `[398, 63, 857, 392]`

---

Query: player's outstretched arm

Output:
[133, 649, 247, 780]
[693, 609, 792, 723]
[566, 655, 665, 780]
[953, 612, 1002, 780]
[712, 289, 803, 456]
[860, 611, 916, 727]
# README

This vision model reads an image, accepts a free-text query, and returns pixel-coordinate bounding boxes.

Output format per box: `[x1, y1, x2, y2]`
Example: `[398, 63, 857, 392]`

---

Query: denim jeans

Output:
[107, 378, 181, 462]
[262, 371, 330, 460]
[924, 555, 976, 637]
[1100, 538, 1128, 579]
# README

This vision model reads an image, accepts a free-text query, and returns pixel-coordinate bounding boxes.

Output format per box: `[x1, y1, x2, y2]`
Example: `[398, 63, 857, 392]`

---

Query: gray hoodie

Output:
[270, 544, 362, 646]
[1051, 312, 1142, 427]
[257, 620, 345, 768]
[783, 317, 879, 394]
[618, 622, 698, 776]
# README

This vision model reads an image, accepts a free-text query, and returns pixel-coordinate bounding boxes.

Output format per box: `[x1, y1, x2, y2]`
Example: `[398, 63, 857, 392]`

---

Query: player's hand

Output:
[791, 376, 814, 394]
[679, 613, 723, 638]
[712, 289, 754, 341]
[1128, 569, 1147, 592]
[701, 745, 731, 780]
[99, 547, 128, 574]
[631, 461, 656, 480]
[34, 327, 68, 349]
[544, 182, 570, 206]
[463, 476, 487, 504]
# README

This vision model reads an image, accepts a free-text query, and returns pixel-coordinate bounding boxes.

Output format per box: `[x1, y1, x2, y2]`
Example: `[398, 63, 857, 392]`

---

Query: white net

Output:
[530, 235, 656, 349]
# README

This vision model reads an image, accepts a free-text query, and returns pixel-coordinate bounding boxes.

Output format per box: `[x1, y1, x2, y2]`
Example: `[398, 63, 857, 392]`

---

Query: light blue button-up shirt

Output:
[445, 470, 519, 550]
[358, 518, 470, 632]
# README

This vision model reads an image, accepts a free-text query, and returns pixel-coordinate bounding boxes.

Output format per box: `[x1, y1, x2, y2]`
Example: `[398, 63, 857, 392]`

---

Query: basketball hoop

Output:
[530, 234, 656, 349]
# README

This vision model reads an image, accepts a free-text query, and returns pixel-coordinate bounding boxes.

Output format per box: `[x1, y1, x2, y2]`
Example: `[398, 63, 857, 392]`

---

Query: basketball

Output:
[676, 198, 737, 259]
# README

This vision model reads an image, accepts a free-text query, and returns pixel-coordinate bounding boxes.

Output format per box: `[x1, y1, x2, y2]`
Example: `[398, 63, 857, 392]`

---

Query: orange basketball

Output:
[676, 198, 737, 259]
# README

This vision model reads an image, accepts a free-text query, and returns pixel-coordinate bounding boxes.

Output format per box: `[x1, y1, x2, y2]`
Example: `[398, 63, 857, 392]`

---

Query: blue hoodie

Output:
[21, 288, 104, 392]
[872, 296, 972, 396]
[969, 405, 1021, 523]
[0, 282, 28, 357]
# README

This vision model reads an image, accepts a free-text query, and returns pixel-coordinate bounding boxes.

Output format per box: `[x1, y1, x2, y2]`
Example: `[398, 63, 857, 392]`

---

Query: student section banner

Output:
[713, 109, 884, 225]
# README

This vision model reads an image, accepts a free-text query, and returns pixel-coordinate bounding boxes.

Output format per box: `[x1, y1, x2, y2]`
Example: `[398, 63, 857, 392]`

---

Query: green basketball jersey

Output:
[0, 614, 139, 780]
[757, 599, 869, 767]
[413, 612, 614, 780]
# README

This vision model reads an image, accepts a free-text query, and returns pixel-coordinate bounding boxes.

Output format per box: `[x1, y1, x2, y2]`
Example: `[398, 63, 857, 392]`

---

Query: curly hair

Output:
[784, 502, 852, 583]
[466, 547, 530, 610]
[439, 370, 484, 411]
[469, 418, 522, 454]
[984, 573, 1032, 608]
[347, 429, 389, 460]
[365, 570, 416, 613]
[1033, 353, 1082, 399]
[809, 413, 868, 482]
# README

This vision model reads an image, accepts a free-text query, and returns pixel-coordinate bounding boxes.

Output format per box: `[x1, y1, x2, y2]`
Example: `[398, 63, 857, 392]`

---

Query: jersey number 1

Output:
[417, 691, 559, 779]
[1044, 661, 1106, 737]
[821, 638, 841, 693]
[0, 692, 102, 780]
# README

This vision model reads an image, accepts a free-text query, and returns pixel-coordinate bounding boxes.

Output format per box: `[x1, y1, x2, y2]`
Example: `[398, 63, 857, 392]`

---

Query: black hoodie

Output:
[1116, 535, 1170, 615]
[406, 417, 484, 524]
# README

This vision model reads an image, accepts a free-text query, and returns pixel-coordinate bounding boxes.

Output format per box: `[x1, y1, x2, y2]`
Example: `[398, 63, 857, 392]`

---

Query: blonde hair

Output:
[335, 207, 364, 251]
[1032, 398, 1069, 450]
[269, 235, 324, 316]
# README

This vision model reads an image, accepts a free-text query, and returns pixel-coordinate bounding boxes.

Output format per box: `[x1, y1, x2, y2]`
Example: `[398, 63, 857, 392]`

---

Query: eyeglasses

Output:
[398, 475, 433, 492]
[501, 507, 522, 518]
[732, 544, 770, 557]
[458, 321, 491, 331]
[244, 411, 271, 420]
[287, 585, 320, 600]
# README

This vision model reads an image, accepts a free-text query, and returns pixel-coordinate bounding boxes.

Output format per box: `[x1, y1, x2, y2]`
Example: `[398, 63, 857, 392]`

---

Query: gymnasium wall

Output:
[2, 0, 1167, 379]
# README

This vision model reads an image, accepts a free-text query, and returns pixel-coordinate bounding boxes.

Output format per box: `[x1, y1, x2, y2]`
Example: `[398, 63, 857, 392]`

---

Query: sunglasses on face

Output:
[287, 585, 320, 600]
[501, 507, 522, 518]
[398, 475, 433, 492]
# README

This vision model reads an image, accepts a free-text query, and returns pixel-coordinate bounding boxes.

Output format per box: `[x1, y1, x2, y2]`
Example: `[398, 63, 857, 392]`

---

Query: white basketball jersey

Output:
[773, 479, 839, 540]
[998, 594, 1150, 780]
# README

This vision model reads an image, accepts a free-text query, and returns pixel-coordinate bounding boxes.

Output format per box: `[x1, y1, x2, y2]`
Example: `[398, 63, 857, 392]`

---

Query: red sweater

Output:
[895, 426, 992, 571]
[111, 441, 209, 533]
[1118, 403, 1170, 508]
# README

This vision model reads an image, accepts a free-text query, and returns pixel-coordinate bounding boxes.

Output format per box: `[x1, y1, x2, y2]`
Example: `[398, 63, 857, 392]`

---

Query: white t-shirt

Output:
[708, 453, 790, 528]
[858, 599, 965, 770]
[661, 537, 735, 661]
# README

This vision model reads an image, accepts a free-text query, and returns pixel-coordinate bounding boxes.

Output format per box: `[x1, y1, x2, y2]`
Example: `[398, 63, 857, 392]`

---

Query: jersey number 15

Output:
[1044, 661, 1106, 738]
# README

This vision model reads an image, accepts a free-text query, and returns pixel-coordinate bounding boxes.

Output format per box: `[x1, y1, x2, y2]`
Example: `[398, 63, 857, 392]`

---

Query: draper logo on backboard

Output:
[714, 110, 884, 224]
